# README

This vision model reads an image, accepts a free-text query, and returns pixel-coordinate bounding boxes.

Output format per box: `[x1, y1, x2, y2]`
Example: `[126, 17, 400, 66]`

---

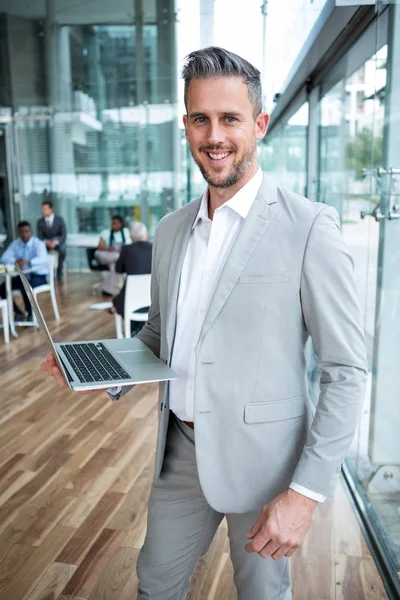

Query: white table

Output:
[0, 266, 34, 338]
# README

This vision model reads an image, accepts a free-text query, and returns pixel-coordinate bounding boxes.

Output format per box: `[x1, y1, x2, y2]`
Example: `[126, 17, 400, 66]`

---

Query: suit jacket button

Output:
[160, 402, 163, 411]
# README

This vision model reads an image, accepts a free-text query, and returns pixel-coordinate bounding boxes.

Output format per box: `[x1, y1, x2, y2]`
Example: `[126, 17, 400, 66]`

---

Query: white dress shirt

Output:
[45, 213, 55, 227]
[168, 168, 325, 503]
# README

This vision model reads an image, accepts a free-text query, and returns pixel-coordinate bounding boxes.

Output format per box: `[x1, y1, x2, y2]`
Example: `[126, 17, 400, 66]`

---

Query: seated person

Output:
[36, 200, 67, 281]
[96, 215, 130, 296]
[110, 221, 152, 317]
[0, 221, 49, 320]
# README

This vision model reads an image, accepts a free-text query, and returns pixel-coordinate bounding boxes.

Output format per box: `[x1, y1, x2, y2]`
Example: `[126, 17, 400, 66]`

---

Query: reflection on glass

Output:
[319, 43, 400, 575]
[319, 47, 386, 340]
[0, 1, 179, 268]
[259, 102, 308, 196]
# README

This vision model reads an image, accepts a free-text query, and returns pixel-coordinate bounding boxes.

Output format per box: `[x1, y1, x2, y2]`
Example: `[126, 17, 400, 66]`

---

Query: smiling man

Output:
[41, 47, 367, 599]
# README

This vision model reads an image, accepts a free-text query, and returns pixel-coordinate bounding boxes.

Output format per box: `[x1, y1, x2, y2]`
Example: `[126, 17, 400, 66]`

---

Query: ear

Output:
[255, 112, 270, 141]
[183, 114, 189, 140]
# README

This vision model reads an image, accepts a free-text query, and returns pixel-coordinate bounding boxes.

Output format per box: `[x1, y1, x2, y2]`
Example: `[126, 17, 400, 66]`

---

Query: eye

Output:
[225, 116, 237, 123]
[194, 116, 206, 123]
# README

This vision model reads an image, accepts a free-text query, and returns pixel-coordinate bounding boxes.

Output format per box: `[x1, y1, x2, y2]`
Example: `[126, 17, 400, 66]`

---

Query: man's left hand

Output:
[245, 488, 317, 560]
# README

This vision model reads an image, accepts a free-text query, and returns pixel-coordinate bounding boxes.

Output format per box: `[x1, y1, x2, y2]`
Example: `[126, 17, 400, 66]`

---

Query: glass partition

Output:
[259, 102, 309, 197]
[0, 0, 179, 267]
[318, 6, 400, 587]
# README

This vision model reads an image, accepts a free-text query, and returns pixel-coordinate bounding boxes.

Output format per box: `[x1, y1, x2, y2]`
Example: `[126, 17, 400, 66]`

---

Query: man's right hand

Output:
[40, 354, 100, 395]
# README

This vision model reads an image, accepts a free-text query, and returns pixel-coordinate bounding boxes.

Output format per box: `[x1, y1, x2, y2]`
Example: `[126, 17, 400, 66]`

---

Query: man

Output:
[41, 47, 367, 599]
[110, 221, 152, 317]
[37, 200, 67, 281]
[1, 221, 49, 320]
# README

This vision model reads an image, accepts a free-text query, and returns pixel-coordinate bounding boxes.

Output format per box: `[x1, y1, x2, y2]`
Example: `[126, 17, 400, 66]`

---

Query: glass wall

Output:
[0, 0, 180, 267]
[262, 3, 400, 588]
[317, 6, 400, 588]
[259, 102, 309, 197]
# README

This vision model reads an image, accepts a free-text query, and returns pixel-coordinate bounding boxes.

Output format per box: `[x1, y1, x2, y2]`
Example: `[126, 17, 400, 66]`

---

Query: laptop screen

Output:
[15, 264, 71, 385]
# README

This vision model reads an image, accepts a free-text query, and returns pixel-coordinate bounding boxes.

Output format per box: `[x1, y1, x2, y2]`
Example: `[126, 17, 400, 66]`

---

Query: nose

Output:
[206, 119, 225, 148]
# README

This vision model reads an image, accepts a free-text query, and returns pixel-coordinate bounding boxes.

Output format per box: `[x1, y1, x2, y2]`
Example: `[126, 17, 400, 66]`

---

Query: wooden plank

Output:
[0, 525, 75, 600]
[0, 542, 34, 597]
[0, 453, 71, 529]
[109, 442, 154, 494]
[107, 464, 152, 534]
[57, 492, 125, 565]
[25, 562, 77, 600]
[62, 467, 118, 529]
[61, 528, 126, 598]
[334, 484, 363, 558]
[335, 555, 365, 600]
[18, 487, 77, 547]
[87, 546, 139, 600]
[0, 469, 35, 504]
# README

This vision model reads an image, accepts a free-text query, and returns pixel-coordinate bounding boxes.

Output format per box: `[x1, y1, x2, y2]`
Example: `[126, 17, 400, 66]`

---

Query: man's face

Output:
[183, 77, 269, 189]
[41, 204, 53, 218]
[18, 226, 32, 243]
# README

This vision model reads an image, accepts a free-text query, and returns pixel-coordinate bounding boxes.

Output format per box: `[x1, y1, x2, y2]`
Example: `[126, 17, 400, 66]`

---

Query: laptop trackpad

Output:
[105, 338, 162, 369]
[116, 349, 155, 367]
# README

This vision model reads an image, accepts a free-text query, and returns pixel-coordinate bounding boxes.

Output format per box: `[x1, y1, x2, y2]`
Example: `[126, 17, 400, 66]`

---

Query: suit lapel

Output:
[199, 175, 278, 343]
[165, 198, 202, 357]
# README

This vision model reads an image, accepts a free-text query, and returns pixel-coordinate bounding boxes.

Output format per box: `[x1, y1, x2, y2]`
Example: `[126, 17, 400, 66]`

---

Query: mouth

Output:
[203, 150, 232, 165]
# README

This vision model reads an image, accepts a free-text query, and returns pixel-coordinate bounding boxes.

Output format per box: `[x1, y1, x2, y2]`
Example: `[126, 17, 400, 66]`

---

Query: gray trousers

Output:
[137, 414, 292, 599]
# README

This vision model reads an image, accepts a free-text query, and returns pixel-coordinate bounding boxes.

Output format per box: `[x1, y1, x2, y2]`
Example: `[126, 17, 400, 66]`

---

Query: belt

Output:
[182, 420, 194, 430]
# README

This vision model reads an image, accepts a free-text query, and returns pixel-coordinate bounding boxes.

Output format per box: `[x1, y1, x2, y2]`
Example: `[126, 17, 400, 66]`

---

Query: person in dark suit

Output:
[111, 221, 152, 317]
[36, 201, 67, 281]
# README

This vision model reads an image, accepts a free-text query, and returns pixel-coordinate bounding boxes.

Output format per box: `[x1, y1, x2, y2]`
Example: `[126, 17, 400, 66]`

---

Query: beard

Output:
[191, 141, 257, 189]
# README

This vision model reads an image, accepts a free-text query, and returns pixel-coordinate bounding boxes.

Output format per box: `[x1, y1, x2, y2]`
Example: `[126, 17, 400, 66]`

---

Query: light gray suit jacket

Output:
[121, 173, 368, 513]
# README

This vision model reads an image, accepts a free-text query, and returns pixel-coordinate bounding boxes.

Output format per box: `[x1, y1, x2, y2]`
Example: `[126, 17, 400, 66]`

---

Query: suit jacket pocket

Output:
[238, 273, 290, 284]
[244, 396, 305, 423]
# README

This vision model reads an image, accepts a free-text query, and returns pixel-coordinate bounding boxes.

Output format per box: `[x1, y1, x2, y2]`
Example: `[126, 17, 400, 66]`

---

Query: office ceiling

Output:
[0, 0, 157, 24]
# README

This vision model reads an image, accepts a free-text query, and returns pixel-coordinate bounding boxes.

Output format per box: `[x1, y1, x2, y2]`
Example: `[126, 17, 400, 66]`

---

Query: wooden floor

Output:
[0, 274, 388, 600]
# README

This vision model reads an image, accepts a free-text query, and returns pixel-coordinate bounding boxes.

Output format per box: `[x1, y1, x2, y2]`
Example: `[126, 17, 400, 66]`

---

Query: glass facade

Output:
[0, 0, 180, 267]
[259, 102, 309, 197]
[263, 3, 400, 588]
[316, 10, 400, 581]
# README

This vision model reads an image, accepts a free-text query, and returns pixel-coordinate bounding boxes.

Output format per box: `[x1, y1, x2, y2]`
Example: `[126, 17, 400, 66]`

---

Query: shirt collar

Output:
[192, 167, 263, 230]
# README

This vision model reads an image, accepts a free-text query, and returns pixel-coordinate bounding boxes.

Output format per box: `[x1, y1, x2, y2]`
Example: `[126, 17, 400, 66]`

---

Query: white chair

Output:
[13, 254, 60, 326]
[0, 299, 10, 343]
[114, 274, 151, 339]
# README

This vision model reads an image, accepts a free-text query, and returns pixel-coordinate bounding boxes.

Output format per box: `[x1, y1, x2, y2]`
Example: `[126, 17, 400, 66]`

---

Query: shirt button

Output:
[189, 384, 194, 390]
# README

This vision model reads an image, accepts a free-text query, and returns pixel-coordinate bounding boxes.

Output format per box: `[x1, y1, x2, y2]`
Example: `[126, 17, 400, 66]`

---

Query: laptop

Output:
[15, 264, 177, 391]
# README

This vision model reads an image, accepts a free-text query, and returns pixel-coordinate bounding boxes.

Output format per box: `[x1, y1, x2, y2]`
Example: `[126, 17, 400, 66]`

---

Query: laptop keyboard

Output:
[60, 342, 130, 383]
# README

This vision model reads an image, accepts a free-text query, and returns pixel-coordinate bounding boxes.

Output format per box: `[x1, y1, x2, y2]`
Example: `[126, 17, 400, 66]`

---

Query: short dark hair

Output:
[18, 220, 31, 229]
[111, 214, 125, 225]
[182, 46, 262, 118]
[42, 200, 53, 209]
